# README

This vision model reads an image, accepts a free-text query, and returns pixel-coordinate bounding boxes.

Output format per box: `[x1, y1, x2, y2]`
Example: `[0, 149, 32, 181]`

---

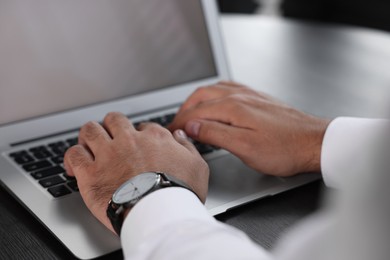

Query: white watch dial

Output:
[113, 172, 159, 204]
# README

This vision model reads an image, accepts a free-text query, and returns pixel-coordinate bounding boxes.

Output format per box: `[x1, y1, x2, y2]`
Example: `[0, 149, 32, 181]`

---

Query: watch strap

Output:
[159, 173, 200, 200]
[106, 200, 124, 236]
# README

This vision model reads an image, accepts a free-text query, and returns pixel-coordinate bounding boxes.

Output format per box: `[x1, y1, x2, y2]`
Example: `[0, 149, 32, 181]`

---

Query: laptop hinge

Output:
[10, 128, 79, 147]
[10, 103, 181, 147]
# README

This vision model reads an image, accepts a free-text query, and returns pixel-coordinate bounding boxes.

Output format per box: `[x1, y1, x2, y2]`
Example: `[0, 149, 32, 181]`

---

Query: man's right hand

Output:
[64, 112, 209, 233]
[169, 81, 331, 177]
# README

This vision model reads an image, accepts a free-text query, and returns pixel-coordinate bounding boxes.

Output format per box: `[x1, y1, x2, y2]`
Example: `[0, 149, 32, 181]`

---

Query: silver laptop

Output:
[0, 0, 318, 259]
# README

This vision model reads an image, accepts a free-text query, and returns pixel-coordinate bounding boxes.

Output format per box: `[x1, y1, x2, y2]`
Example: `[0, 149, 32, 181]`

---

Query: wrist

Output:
[300, 118, 332, 173]
[107, 172, 198, 236]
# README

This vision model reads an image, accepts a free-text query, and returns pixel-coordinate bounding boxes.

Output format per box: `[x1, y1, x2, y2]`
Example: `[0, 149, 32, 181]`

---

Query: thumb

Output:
[184, 120, 239, 152]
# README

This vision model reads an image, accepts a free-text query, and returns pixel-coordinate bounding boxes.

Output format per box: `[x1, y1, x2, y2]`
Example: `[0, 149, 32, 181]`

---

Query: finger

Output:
[169, 96, 240, 132]
[178, 82, 242, 114]
[184, 119, 243, 155]
[64, 145, 94, 177]
[78, 121, 111, 155]
[102, 112, 135, 138]
[173, 129, 198, 154]
[218, 80, 247, 88]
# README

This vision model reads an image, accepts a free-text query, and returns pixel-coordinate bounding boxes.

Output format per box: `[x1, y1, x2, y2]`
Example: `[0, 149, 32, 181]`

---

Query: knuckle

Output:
[63, 146, 75, 161]
[104, 112, 123, 124]
[219, 80, 237, 87]
[81, 121, 99, 134]
[218, 80, 230, 85]
[147, 122, 160, 131]
[144, 123, 170, 137]
[64, 145, 90, 169]
[193, 86, 208, 97]
[65, 144, 79, 155]
[155, 126, 171, 138]
[80, 121, 105, 141]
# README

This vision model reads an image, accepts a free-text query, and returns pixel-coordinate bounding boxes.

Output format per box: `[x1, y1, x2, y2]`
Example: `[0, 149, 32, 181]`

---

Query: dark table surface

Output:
[1, 15, 389, 259]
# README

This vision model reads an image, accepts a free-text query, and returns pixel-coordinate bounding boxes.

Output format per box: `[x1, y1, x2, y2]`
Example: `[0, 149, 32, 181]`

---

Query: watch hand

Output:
[134, 187, 140, 197]
[131, 187, 139, 197]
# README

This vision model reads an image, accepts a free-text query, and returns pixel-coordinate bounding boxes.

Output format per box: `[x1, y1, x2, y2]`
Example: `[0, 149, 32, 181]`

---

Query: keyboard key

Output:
[48, 141, 69, 156]
[39, 176, 65, 188]
[67, 180, 79, 192]
[31, 166, 65, 179]
[194, 142, 215, 155]
[134, 113, 215, 155]
[9, 150, 28, 158]
[22, 160, 52, 172]
[33, 149, 53, 160]
[29, 146, 47, 153]
[48, 185, 71, 198]
[14, 154, 35, 165]
[51, 156, 64, 164]
[63, 173, 75, 180]
[51, 147, 68, 156]
[164, 114, 175, 125]
[48, 141, 65, 148]
[7, 113, 219, 199]
[66, 138, 78, 146]
[152, 114, 175, 127]
[150, 117, 163, 124]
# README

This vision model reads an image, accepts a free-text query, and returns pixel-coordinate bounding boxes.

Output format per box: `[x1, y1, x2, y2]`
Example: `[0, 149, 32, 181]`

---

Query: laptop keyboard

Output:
[9, 138, 78, 198]
[7, 113, 219, 198]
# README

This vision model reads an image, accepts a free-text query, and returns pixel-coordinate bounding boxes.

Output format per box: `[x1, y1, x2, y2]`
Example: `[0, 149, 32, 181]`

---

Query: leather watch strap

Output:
[106, 201, 124, 236]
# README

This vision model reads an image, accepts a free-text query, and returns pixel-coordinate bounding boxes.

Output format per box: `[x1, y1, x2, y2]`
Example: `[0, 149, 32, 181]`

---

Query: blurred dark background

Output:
[217, 0, 261, 14]
[217, 0, 390, 32]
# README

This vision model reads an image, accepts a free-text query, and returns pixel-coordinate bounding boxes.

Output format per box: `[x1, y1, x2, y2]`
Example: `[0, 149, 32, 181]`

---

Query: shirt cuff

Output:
[120, 187, 215, 256]
[321, 117, 389, 189]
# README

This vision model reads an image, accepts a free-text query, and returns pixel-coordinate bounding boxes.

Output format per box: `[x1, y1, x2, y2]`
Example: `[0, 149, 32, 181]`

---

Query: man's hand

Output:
[169, 81, 331, 177]
[64, 112, 209, 233]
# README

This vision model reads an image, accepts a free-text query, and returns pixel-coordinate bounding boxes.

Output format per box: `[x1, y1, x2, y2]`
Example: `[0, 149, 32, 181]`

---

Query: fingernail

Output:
[186, 121, 201, 137]
[175, 129, 187, 139]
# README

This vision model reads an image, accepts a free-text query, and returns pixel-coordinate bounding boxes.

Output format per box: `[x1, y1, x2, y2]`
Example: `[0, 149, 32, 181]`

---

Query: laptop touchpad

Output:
[205, 154, 285, 213]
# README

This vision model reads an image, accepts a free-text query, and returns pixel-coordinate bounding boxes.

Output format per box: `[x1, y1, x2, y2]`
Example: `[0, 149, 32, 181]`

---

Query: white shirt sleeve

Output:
[275, 117, 390, 260]
[321, 117, 390, 189]
[121, 117, 389, 260]
[121, 187, 272, 260]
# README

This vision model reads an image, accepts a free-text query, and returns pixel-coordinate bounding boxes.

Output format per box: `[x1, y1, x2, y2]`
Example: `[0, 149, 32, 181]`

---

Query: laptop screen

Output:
[0, 0, 217, 126]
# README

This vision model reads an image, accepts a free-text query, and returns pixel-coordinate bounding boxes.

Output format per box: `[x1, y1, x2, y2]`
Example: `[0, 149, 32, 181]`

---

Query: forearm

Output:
[121, 188, 272, 260]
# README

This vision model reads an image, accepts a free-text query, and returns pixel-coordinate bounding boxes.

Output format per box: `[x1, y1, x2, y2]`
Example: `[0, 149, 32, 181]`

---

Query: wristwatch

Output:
[106, 172, 197, 236]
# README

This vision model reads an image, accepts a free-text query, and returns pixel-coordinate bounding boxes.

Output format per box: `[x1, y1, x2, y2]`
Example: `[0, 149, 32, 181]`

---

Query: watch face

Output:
[112, 172, 159, 204]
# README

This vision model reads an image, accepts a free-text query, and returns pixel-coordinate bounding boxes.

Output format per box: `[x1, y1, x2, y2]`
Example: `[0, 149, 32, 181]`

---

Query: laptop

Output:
[0, 0, 318, 259]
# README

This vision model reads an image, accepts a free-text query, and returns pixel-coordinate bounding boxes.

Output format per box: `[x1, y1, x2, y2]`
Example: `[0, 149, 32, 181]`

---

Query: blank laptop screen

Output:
[0, 0, 217, 125]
